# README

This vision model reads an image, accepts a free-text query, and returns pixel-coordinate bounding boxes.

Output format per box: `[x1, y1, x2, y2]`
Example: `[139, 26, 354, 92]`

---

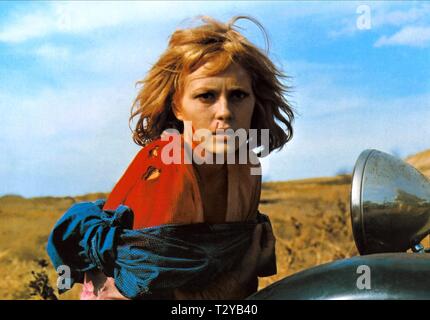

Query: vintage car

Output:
[248, 149, 430, 300]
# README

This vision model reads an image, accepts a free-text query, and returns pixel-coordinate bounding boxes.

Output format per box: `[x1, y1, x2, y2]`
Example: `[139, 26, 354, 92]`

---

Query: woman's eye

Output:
[196, 92, 215, 102]
[195, 90, 249, 103]
[231, 90, 249, 101]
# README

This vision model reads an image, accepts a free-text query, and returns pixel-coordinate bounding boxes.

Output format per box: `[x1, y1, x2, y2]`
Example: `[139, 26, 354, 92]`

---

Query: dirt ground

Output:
[257, 175, 358, 289]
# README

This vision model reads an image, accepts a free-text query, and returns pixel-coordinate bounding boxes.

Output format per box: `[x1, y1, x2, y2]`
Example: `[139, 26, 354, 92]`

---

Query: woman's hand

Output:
[233, 222, 277, 285]
[173, 222, 276, 300]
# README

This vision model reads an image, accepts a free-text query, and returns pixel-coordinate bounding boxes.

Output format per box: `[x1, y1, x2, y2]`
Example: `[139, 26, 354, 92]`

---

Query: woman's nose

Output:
[214, 95, 233, 121]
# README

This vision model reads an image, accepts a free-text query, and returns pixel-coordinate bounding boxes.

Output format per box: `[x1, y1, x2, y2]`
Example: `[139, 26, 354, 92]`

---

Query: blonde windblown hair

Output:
[130, 15, 294, 153]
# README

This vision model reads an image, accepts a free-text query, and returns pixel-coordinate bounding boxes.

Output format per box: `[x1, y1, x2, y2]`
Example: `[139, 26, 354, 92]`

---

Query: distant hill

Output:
[406, 149, 430, 178]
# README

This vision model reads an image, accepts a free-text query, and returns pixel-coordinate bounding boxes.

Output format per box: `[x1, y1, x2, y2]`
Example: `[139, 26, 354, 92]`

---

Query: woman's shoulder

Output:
[134, 131, 185, 164]
[104, 131, 201, 228]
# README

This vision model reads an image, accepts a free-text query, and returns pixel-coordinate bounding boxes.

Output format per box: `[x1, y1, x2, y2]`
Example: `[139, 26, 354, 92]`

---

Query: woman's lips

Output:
[211, 127, 235, 142]
[212, 127, 233, 134]
[213, 132, 234, 142]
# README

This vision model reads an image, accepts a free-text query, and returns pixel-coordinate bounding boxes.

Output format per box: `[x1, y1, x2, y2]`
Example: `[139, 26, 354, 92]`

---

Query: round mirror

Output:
[350, 149, 430, 254]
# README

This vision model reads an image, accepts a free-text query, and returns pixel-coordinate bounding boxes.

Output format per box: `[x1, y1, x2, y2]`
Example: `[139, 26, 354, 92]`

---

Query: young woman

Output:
[51, 15, 294, 300]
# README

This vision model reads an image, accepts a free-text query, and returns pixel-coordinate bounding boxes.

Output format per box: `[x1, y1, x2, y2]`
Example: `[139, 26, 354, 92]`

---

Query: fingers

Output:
[259, 222, 276, 266]
[252, 223, 263, 248]
[238, 224, 263, 280]
[245, 224, 262, 261]
[262, 222, 276, 249]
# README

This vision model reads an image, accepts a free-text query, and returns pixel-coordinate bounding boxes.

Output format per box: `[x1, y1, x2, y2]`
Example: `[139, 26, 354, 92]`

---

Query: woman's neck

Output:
[193, 161, 227, 179]
[192, 161, 228, 224]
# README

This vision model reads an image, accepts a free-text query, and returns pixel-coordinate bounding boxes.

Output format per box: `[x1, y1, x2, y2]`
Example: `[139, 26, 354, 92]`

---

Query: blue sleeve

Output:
[46, 201, 276, 299]
[46, 199, 133, 293]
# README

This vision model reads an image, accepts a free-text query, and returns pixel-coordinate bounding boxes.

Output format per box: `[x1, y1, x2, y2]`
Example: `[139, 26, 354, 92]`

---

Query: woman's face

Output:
[175, 61, 256, 155]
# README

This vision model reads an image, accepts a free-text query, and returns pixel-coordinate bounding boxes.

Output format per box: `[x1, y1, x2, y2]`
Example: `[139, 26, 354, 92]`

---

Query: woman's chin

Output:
[205, 139, 240, 157]
[212, 143, 235, 155]
[194, 137, 248, 162]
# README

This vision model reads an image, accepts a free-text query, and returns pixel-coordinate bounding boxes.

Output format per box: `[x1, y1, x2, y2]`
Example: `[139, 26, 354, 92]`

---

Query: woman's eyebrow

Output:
[192, 86, 217, 93]
[192, 85, 249, 93]
[228, 86, 249, 92]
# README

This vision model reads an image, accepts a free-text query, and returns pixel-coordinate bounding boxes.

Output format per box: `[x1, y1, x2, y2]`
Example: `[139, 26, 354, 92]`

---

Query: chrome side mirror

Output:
[351, 149, 430, 255]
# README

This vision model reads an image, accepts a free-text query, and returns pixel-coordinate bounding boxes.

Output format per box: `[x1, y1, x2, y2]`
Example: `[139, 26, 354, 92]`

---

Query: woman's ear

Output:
[172, 102, 183, 121]
[173, 110, 183, 121]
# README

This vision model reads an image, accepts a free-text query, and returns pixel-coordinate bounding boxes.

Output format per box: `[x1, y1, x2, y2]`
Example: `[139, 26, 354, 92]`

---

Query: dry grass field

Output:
[0, 149, 428, 300]
[257, 174, 357, 290]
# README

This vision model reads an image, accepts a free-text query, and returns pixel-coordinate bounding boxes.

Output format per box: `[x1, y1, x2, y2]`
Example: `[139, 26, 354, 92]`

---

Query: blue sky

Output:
[0, 1, 429, 197]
